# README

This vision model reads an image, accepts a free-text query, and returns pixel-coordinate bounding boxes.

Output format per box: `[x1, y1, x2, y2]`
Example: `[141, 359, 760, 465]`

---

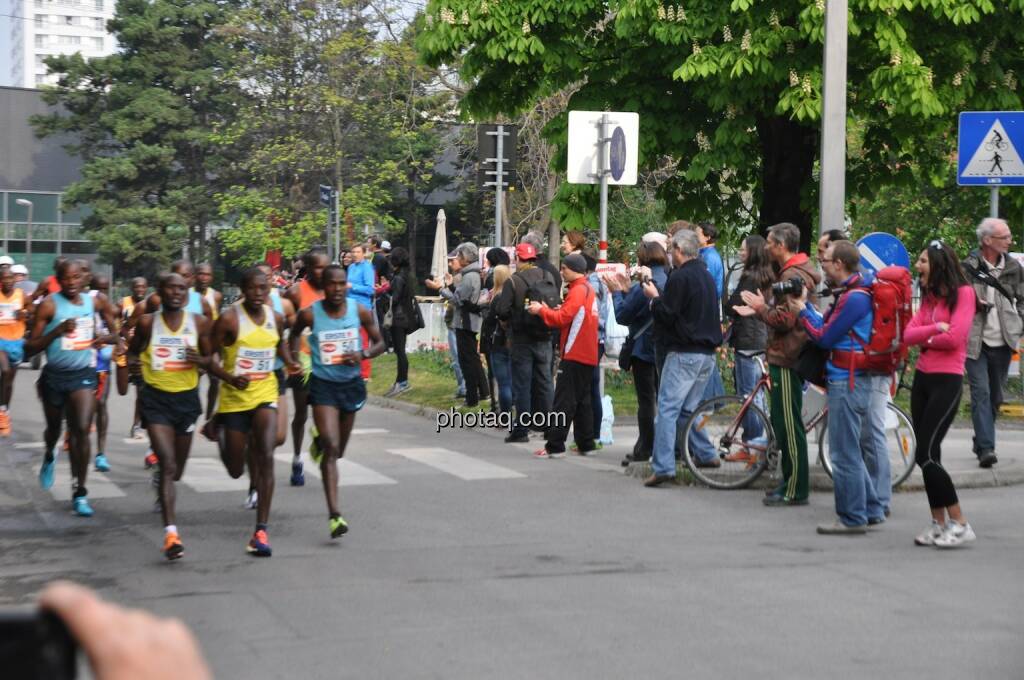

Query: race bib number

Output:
[61, 316, 94, 351]
[319, 328, 360, 365]
[151, 333, 194, 371]
[233, 347, 275, 379]
[0, 303, 17, 325]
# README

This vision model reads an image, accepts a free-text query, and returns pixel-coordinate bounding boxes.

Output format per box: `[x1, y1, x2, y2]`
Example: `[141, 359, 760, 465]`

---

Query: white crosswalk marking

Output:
[275, 453, 397, 486]
[13, 441, 46, 449]
[49, 460, 125, 500]
[350, 428, 389, 435]
[180, 457, 250, 493]
[387, 447, 526, 481]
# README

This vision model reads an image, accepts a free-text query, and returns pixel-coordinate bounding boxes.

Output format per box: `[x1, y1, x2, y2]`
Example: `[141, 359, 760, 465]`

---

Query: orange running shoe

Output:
[163, 531, 184, 560]
[723, 449, 752, 463]
[246, 529, 272, 557]
[0, 410, 10, 437]
[144, 451, 158, 469]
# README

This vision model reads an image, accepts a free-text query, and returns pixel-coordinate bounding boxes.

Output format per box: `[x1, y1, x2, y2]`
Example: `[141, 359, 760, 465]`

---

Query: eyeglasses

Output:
[989, 234, 1013, 241]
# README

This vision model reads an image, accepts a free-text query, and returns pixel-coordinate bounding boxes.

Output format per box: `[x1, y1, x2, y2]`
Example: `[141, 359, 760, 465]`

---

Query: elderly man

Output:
[641, 230, 723, 487]
[427, 242, 489, 407]
[962, 218, 1024, 468]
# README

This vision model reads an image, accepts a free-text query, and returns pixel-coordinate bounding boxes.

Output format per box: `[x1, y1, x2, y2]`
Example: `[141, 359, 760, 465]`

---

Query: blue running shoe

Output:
[94, 453, 111, 472]
[72, 496, 94, 517]
[39, 451, 57, 490]
[290, 460, 305, 487]
[246, 529, 272, 557]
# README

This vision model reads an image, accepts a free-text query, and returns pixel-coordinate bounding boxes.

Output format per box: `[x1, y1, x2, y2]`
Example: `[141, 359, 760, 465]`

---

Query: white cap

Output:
[0, 256, 13, 266]
[641, 232, 668, 249]
[10, 264, 27, 275]
[381, 240, 392, 251]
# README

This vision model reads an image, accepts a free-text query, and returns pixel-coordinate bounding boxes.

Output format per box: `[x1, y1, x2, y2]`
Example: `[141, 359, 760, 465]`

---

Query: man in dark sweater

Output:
[642, 229, 723, 487]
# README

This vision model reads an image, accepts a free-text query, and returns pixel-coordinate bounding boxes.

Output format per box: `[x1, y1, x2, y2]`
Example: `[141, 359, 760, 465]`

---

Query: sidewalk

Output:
[370, 395, 1024, 491]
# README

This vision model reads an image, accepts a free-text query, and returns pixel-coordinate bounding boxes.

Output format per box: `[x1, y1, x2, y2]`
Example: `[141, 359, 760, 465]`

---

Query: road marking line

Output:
[49, 462, 125, 500]
[179, 458, 250, 493]
[386, 447, 526, 480]
[274, 453, 397, 486]
[351, 428, 389, 435]
[14, 441, 46, 449]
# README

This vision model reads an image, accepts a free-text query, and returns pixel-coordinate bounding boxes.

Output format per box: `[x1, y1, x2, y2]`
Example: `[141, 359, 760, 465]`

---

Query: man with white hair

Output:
[962, 217, 1024, 468]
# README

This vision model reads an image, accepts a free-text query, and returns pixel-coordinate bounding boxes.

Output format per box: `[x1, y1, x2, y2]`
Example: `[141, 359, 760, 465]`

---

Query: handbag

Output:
[618, 318, 654, 371]
[795, 340, 828, 388]
[412, 301, 425, 331]
[382, 306, 393, 329]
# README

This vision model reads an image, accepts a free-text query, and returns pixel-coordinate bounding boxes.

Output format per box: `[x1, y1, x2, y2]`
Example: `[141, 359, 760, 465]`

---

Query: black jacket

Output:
[492, 264, 556, 343]
[389, 270, 416, 330]
[727, 271, 768, 352]
[651, 258, 723, 354]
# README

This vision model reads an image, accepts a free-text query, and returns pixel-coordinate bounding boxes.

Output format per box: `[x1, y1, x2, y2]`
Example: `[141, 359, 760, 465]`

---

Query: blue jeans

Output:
[652, 352, 715, 477]
[511, 341, 553, 437]
[489, 346, 514, 414]
[859, 374, 891, 513]
[590, 344, 605, 441]
[733, 352, 765, 443]
[965, 344, 1013, 455]
[827, 378, 884, 527]
[447, 328, 465, 393]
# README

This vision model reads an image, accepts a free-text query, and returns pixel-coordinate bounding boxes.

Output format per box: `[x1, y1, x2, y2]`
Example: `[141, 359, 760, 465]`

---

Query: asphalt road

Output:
[1, 376, 1023, 679]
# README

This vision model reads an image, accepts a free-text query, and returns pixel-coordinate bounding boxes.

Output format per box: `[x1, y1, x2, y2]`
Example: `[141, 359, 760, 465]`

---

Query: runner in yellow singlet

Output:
[204, 268, 299, 557]
[116, 277, 148, 437]
[127, 273, 213, 561]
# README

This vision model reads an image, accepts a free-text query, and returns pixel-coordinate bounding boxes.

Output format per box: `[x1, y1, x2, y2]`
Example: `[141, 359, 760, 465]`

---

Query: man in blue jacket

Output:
[347, 243, 376, 381]
[797, 240, 886, 534]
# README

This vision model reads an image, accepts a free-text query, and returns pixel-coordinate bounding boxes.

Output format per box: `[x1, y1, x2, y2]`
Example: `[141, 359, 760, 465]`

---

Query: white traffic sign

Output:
[567, 111, 638, 186]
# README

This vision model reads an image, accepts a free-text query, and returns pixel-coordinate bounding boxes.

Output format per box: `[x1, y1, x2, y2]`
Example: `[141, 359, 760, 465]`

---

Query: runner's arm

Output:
[288, 307, 313, 357]
[201, 312, 242, 385]
[275, 311, 300, 373]
[358, 305, 386, 360]
[24, 298, 72, 356]
[94, 293, 119, 347]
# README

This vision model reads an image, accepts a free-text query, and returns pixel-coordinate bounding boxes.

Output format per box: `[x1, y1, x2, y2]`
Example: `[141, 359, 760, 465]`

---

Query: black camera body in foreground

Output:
[771, 277, 805, 297]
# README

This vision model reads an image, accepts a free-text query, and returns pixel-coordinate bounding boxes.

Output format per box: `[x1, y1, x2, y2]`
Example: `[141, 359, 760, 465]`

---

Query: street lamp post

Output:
[15, 199, 34, 267]
[819, 0, 848, 236]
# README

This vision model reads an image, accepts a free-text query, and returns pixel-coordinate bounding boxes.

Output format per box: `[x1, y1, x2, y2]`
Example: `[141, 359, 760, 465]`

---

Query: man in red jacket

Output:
[526, 253, 599, 458]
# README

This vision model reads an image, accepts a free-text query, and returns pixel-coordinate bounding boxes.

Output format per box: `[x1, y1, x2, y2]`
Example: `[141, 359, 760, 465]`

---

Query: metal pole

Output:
[598, 113, 610, 262]
[334, 188, 341, 263]
[990, 186, 999, 218]
[819, 0, 848, 236]
[495, 124, 504, 248]
[25, 204, 33, 268]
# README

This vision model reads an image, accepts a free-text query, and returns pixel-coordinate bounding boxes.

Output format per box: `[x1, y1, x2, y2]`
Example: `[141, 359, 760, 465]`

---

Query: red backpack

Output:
[831, 266, 913, 380]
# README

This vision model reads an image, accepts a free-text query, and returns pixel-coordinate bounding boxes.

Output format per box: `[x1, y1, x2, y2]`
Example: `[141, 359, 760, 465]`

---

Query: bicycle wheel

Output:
[682, 395, 773, 490]
[818, 402, 917, 489]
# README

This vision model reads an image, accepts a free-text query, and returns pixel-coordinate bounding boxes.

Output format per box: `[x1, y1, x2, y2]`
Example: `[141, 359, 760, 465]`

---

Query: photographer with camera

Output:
[734, 223, 820, 507]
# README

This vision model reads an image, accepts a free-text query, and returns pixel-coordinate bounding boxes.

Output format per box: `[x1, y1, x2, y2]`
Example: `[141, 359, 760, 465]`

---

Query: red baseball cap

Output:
[515, 243, 537, 260]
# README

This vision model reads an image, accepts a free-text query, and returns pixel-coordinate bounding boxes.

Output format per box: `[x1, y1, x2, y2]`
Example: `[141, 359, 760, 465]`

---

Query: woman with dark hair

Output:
[904, 240, 977, 548]
[384, 247, 416, 397]
[605, 239, 669, 465]
[723, 235, 772, 462]
[479, 247, 510, 412]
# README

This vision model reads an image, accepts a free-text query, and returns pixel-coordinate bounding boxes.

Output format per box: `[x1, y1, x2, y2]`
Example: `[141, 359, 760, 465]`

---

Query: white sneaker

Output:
[914, 521, 943, 546]
[934, 520, 976, 548]
[244, 490, 258, 510]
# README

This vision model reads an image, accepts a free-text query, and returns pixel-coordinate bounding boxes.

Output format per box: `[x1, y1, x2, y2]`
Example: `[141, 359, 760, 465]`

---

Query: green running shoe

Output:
[329, 515, 348, 539]
[308, 425, 323, 466]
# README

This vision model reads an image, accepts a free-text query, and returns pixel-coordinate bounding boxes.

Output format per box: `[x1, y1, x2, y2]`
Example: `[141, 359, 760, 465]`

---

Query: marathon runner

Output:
[289, 264, 384, 539]
[88, 274, 117, 472]
[30, 255, 66, 304]
[284, 249, 328, 487]
[116, 277, 148, 438]
[204, 267, 300, 557]
[0, 265, 29, 437]
[127, 272, 212, 560]
[28, 260, 117, 517]
[193, 263, 223, 426]
[258, 263, 296, 451]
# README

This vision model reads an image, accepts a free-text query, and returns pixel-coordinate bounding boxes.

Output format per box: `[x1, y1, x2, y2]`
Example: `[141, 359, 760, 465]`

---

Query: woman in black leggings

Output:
[904, 241, 977, 548]
[384, 248, 415, 398]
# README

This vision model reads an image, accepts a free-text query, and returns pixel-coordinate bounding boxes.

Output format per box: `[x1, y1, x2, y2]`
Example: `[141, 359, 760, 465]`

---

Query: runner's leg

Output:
[148, 423, 179, 527]
[0, 351, 13, 409]
[95, 373, 109, 459]
[66, 389, 95, 497]
[250, 408, 277, 527]
[312, 404, 343, 516]
[291, 383, 309, 459]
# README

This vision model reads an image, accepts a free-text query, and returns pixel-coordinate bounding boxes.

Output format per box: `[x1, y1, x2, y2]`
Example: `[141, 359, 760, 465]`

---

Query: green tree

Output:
[32, 0, 241, 273]
[419, 0, 1024, 252]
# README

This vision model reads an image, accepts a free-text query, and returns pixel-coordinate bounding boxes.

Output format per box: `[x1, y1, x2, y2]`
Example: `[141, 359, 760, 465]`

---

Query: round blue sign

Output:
[609, 127, 627, 181]
[855, 232, 911, 274]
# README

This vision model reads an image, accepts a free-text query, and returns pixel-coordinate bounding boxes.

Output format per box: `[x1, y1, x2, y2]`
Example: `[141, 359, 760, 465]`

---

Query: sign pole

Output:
[597, 113, 610, 262]
[495, 124, 504, 248]
[334, 188, 341, 262]
[991, 187, 999, 218]
[819, 0, 848, 236]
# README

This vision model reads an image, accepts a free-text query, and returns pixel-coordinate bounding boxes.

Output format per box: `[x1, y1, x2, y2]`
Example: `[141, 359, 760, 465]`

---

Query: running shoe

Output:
[163, 532, 184, 561]
[246, 529, 272, 557]
[308, 426, 323, 466]
[914, 520, 943, 546]
[0, 410, 11, 437]
[130, 425, 146, 441]
[244, 489, 258, 510]
[570, 441, 603, 453]
[533, 448, 564, 459]
[290, 460, 305, 486]
[39, 448, 57, 490]
[144, 451, 158, 469]
[329, 515, 348, 539]
[934, 520, 976, 549]
[72, 496, 94, 517]
[94, 453, 111, 472]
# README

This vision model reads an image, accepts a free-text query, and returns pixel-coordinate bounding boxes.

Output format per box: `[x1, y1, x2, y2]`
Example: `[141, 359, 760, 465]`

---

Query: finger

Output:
[39, 581, 120, 664]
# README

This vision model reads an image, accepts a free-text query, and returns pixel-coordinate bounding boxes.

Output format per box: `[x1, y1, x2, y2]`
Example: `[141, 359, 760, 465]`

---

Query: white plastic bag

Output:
[600, 394, 615, 445]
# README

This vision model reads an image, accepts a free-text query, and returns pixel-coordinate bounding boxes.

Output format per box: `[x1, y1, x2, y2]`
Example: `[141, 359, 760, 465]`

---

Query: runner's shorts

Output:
[39, 366, 96, 409]
[218, 403, 277, 433]
[308, 375, 366, 413]
[139, 384, 201, 435]
[0, 338, 24, 364]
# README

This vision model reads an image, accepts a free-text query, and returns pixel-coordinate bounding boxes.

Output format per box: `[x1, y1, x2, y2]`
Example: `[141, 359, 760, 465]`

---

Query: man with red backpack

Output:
[796, 240, 910, 534]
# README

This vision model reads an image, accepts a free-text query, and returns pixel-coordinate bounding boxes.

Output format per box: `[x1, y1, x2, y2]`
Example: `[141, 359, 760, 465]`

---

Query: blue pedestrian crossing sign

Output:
[856, 232, 910, 275]
[958, 112, 1024, 185]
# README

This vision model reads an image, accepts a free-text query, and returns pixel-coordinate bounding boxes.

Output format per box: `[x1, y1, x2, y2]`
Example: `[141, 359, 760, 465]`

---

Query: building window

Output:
[65, 15, 74, 25]
[91, 37, 103, 50]
[93, 17, 104, 30]
[35, 35, 47, 48]
[36, 74, 48, 85]
[58, 35, 81, 45]
[35, 14, 45, 26]
[94, 0, 102, 9]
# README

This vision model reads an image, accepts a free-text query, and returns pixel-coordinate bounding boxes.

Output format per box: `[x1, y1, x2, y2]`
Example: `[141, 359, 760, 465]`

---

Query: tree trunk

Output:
[407, 185, 418, 280]
[756, 115, 818, 254]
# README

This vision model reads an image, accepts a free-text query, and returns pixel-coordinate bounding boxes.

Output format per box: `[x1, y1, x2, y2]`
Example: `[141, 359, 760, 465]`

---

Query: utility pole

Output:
[819, 0, 848, 236]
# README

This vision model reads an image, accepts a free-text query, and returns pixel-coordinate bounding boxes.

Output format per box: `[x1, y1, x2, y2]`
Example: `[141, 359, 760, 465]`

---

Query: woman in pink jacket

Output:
[904, 241, 977, 548]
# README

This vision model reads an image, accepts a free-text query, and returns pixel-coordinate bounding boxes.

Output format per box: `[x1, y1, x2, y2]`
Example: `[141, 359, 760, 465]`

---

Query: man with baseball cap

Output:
[493, 241, 560, 443]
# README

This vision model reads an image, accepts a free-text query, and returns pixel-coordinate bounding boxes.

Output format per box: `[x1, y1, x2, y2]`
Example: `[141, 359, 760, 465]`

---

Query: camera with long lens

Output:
[771, 277, 804, 297]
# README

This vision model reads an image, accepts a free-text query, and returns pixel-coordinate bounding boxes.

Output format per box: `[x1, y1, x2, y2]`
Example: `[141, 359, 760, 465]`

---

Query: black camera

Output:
[771, 277, 804, 297]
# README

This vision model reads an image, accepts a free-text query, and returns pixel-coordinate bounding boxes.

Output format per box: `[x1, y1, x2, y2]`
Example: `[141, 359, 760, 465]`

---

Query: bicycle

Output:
[680, 355, 916, 490]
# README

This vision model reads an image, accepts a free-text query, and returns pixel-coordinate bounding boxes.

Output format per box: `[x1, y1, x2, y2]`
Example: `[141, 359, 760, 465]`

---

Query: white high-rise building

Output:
[7, 0, 116, 88]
